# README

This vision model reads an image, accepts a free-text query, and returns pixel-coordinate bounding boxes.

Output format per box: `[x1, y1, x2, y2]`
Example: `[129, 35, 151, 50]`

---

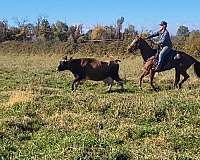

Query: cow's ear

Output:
[64, 56, 67, 60]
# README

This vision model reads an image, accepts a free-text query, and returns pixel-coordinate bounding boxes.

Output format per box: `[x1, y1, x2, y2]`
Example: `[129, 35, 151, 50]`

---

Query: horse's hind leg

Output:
[179, 71, 189, 88]
[139, 69, 150, 89]
[174, 68, 181, 88]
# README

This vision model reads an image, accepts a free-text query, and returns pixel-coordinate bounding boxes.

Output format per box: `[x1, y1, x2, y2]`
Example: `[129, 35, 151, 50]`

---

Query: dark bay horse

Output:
[127, 36, 200, 91]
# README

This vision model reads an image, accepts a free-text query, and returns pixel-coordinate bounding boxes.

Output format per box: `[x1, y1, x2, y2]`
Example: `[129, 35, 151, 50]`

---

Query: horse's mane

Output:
[139, 38, 157, 61]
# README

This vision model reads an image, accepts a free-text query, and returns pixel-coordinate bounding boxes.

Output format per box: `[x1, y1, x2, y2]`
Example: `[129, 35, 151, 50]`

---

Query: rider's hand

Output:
[154, 41, 160, 45]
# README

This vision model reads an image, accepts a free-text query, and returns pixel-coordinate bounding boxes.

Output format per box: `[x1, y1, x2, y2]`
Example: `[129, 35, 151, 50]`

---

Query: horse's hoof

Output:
[173, 85, 180, 90]
[154, 87, 160, 92]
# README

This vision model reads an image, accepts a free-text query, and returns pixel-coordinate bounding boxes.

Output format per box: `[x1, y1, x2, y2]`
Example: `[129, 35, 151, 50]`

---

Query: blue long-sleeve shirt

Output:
[147, 29, 172, 48]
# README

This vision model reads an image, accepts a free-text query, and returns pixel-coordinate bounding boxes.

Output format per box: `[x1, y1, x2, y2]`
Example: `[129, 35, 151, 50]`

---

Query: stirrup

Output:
[154, 65, 162, 72]
[152, 60, 158, 70]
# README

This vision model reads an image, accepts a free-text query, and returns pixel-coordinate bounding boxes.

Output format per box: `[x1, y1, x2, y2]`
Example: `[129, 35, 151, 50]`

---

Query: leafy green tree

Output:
[176, 25, 190, 37]
[14, 23, 34, 41]
[189, 30, 200, 38]
[52, 21, 69, 41]
[84, 29, 92, 40]
[36, 17, 52, 41]
[7, 27, 20, 40]
[104, 25, 116, 39]
[184, 30, 200, 55]
[124, 24, 136, 39]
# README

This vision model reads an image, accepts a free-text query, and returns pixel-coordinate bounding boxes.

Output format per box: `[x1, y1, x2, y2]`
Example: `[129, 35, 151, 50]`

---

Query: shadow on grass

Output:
[106, 88, 139, 94]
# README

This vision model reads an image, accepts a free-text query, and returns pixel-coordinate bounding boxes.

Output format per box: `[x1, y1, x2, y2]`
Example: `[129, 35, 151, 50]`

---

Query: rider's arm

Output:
[146, 32, 159, 39]
[158, 31, 167, 44]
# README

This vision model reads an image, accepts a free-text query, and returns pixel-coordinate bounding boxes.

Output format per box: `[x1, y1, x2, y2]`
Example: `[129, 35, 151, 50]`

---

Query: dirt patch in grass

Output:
[3, 90, 34, 107]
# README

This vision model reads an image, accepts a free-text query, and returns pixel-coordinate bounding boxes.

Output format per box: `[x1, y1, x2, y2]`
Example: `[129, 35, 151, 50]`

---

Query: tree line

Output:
[0, 17, 200, 55]
[0, 16, 137, 43]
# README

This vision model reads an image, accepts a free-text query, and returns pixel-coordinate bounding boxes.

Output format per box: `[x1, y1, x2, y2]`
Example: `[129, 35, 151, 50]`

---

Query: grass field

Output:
[0, 53, 200, 159]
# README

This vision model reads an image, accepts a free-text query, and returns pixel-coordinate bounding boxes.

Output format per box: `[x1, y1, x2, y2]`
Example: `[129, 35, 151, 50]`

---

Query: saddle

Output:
[147, 48, 181, 70]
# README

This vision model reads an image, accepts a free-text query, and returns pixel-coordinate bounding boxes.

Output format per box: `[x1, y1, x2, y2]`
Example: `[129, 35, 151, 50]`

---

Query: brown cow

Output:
[57, 56, 124, 92]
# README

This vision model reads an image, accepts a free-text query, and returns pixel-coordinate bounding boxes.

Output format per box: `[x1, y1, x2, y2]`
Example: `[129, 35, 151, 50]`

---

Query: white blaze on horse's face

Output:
[128, 37, 139, 53]
[130, 39, 137, 47]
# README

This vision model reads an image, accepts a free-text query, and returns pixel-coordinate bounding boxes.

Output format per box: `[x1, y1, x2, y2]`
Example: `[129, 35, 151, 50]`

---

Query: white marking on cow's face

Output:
[60, 59, 67, 62]
[57, 59, 69, 71]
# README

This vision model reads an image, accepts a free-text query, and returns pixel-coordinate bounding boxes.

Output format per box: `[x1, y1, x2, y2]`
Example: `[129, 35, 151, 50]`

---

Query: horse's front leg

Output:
[150, 69, 158, 91]
[139, 69, 150, 89]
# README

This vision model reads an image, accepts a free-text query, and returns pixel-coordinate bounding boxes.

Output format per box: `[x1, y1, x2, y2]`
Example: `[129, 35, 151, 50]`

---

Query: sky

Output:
[0, 0, 200, 35]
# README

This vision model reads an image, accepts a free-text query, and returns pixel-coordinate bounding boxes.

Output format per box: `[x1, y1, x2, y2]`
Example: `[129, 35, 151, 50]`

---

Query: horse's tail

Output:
[194, 58, 200, 77]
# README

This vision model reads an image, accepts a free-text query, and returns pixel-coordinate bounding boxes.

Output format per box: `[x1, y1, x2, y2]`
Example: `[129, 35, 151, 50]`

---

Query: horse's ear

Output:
[140, 35, 144, 39]
[134, 32, 139, 38]
[64, 56, 67, 60]
[136, 35, 140, 39]
[138, 35, 143, 39]
[69, 57, 73, 60]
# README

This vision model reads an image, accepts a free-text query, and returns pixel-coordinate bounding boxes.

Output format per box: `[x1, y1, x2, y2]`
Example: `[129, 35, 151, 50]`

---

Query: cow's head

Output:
[57, 56, 72, 71]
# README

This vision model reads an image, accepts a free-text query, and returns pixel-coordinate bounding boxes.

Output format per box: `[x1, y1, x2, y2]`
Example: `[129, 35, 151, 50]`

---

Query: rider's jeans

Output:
[158, 46, 171, 67]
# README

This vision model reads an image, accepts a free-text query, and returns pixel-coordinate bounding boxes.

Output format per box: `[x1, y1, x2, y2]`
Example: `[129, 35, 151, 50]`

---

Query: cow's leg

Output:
[117, 79, 124, 90]
[103, 77, 114, 92]
[112, 74, 124, 91]
[119, 81, 125, 91]
[72, 75, 83, 91]
[107, 84, 113, 92]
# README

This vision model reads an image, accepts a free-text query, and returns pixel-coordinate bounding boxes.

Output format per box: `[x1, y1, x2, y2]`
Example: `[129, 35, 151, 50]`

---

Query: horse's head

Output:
[127, 35, 145, 54]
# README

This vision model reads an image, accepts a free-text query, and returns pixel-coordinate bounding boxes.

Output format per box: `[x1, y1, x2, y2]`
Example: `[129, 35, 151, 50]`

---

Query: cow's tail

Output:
[194, 58, 200, 77]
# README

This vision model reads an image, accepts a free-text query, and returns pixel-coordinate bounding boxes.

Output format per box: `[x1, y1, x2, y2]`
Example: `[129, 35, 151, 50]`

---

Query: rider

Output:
[146, 21, 172, 72]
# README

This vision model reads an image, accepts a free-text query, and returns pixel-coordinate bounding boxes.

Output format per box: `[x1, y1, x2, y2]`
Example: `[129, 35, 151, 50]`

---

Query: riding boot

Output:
[154, 64, 162, 72]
